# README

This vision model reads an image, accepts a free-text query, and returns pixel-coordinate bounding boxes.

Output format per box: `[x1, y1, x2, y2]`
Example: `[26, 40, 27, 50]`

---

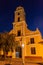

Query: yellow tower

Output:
[12, 6, 27, 36]
[10, 6, 43, 59]
[12, 6, 27, 58]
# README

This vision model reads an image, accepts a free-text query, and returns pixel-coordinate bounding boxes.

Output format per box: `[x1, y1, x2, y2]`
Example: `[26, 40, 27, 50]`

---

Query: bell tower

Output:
[13, 6, 27, 36]
[14, 6, 25, 22]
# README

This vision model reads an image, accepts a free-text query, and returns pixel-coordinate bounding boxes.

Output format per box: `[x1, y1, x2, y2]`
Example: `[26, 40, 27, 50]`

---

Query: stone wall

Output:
[0, 58, 42, 65]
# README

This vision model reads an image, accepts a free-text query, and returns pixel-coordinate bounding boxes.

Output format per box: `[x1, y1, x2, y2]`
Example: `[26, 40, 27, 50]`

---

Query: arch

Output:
[15, 46, 22, 58]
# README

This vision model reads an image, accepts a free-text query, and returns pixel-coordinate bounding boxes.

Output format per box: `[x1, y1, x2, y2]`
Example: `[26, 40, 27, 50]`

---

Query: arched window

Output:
[17, 30, 21, 36]
[18, 17, 20, 22]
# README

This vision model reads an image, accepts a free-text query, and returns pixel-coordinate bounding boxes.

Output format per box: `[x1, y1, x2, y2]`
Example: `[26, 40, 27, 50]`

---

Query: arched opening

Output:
[15, 46, 22, 58]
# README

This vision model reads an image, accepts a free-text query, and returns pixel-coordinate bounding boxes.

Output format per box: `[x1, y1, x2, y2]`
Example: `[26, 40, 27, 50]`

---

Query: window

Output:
[17, 30, 21, 36]
[18, 17, 20, 22]
[30, 38, 34, 44]
[31, 47, 36, 54]
[18, 13, 20, 15]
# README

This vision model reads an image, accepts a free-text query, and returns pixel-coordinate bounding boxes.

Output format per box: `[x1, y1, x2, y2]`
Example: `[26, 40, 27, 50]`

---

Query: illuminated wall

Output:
[9, 6, 43, 58]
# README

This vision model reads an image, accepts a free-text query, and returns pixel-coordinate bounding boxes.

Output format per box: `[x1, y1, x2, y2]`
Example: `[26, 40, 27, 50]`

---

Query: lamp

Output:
[22, 44, 24, 48]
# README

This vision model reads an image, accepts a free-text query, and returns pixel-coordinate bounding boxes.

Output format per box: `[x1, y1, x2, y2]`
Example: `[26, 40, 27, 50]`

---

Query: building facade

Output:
[9, 6, 43, 59]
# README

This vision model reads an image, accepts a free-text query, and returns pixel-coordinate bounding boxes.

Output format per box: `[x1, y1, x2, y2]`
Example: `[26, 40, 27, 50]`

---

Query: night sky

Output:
[0, 0, 43, 36]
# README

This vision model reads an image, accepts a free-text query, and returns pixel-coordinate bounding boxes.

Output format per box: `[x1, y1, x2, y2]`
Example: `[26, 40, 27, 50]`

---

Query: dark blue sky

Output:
[0, 0, 43, 36]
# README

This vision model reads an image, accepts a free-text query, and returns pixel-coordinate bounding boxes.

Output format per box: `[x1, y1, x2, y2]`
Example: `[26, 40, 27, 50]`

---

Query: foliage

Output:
[0, 32, 19, 58]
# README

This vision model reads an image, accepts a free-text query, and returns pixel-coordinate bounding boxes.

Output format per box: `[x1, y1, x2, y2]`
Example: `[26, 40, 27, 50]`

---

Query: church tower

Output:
[12, 6, 27, 36]
[14, 6, 25, 23]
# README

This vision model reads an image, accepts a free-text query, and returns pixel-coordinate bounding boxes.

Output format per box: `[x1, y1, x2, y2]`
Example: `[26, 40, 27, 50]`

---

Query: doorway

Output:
[15, 46, 22, 58]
